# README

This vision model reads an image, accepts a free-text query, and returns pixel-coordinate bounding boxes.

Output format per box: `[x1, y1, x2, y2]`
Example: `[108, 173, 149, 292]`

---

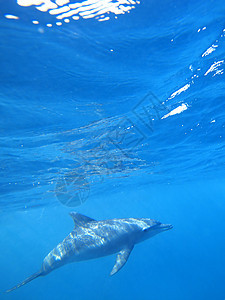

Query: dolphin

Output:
[6, 212, 172, 292]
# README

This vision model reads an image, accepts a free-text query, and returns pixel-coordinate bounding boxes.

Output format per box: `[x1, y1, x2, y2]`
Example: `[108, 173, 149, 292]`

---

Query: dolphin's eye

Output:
[143, 229, 148, 233]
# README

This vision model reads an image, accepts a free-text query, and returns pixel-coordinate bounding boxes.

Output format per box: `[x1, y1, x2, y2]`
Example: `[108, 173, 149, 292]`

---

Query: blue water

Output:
[1, 0, 225, 299]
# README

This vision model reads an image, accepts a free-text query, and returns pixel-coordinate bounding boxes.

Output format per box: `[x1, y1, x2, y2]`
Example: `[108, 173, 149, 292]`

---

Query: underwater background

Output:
[1, 0, 225, 299]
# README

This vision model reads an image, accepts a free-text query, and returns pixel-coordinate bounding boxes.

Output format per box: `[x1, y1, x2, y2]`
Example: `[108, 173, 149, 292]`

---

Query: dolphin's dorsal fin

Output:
[110, 246, 134, 276]
[69, 212, 96, 227]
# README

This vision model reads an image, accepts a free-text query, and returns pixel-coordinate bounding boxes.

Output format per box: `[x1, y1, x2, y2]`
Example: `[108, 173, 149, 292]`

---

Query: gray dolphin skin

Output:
[6, 212, 172, 293]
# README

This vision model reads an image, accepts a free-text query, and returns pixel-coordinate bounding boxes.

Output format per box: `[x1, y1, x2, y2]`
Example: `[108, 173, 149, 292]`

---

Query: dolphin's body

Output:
[6, 212, 172, 292]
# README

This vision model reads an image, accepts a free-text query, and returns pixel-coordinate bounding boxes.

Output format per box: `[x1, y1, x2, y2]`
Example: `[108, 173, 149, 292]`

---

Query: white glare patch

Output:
[169, 84, 190, 99]
[18, 0, 57, 10]
[49, 6, 70, 15]
[17, 0, 44, 6]
[32, 20, 39, 24]
[17, 0, 140, 22]
[36, 2, 58, 12]
[198, 26, 206, 33]
[46, 23, 52, 27]
[98, 16, 110, 21]
[210, 120, 216, 123]
[56, 21, 62, 25]
[202, 44, 218, 57]
[204, 60, 224, 76]
[56, 0, 69, 5]
[162, 103, 188, 119]
[64, 18, 70, 22]
[5, 14, 19, 19]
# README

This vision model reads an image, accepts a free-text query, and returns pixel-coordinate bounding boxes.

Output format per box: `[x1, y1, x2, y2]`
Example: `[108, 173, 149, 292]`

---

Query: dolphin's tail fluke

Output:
[5, 270, 43, 293]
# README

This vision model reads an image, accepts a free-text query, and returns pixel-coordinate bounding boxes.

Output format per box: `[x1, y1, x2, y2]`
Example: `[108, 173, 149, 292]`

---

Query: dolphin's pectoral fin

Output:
[69, 212, 96, 227]
[110, 246, 134, 276]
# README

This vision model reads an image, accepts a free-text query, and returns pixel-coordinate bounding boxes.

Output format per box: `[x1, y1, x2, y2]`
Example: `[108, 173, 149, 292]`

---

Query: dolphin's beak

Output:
[159, 224, 173, 231]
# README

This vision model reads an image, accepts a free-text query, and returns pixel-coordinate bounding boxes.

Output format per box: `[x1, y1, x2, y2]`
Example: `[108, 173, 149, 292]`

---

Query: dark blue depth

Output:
[0, 0, 225, 299]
